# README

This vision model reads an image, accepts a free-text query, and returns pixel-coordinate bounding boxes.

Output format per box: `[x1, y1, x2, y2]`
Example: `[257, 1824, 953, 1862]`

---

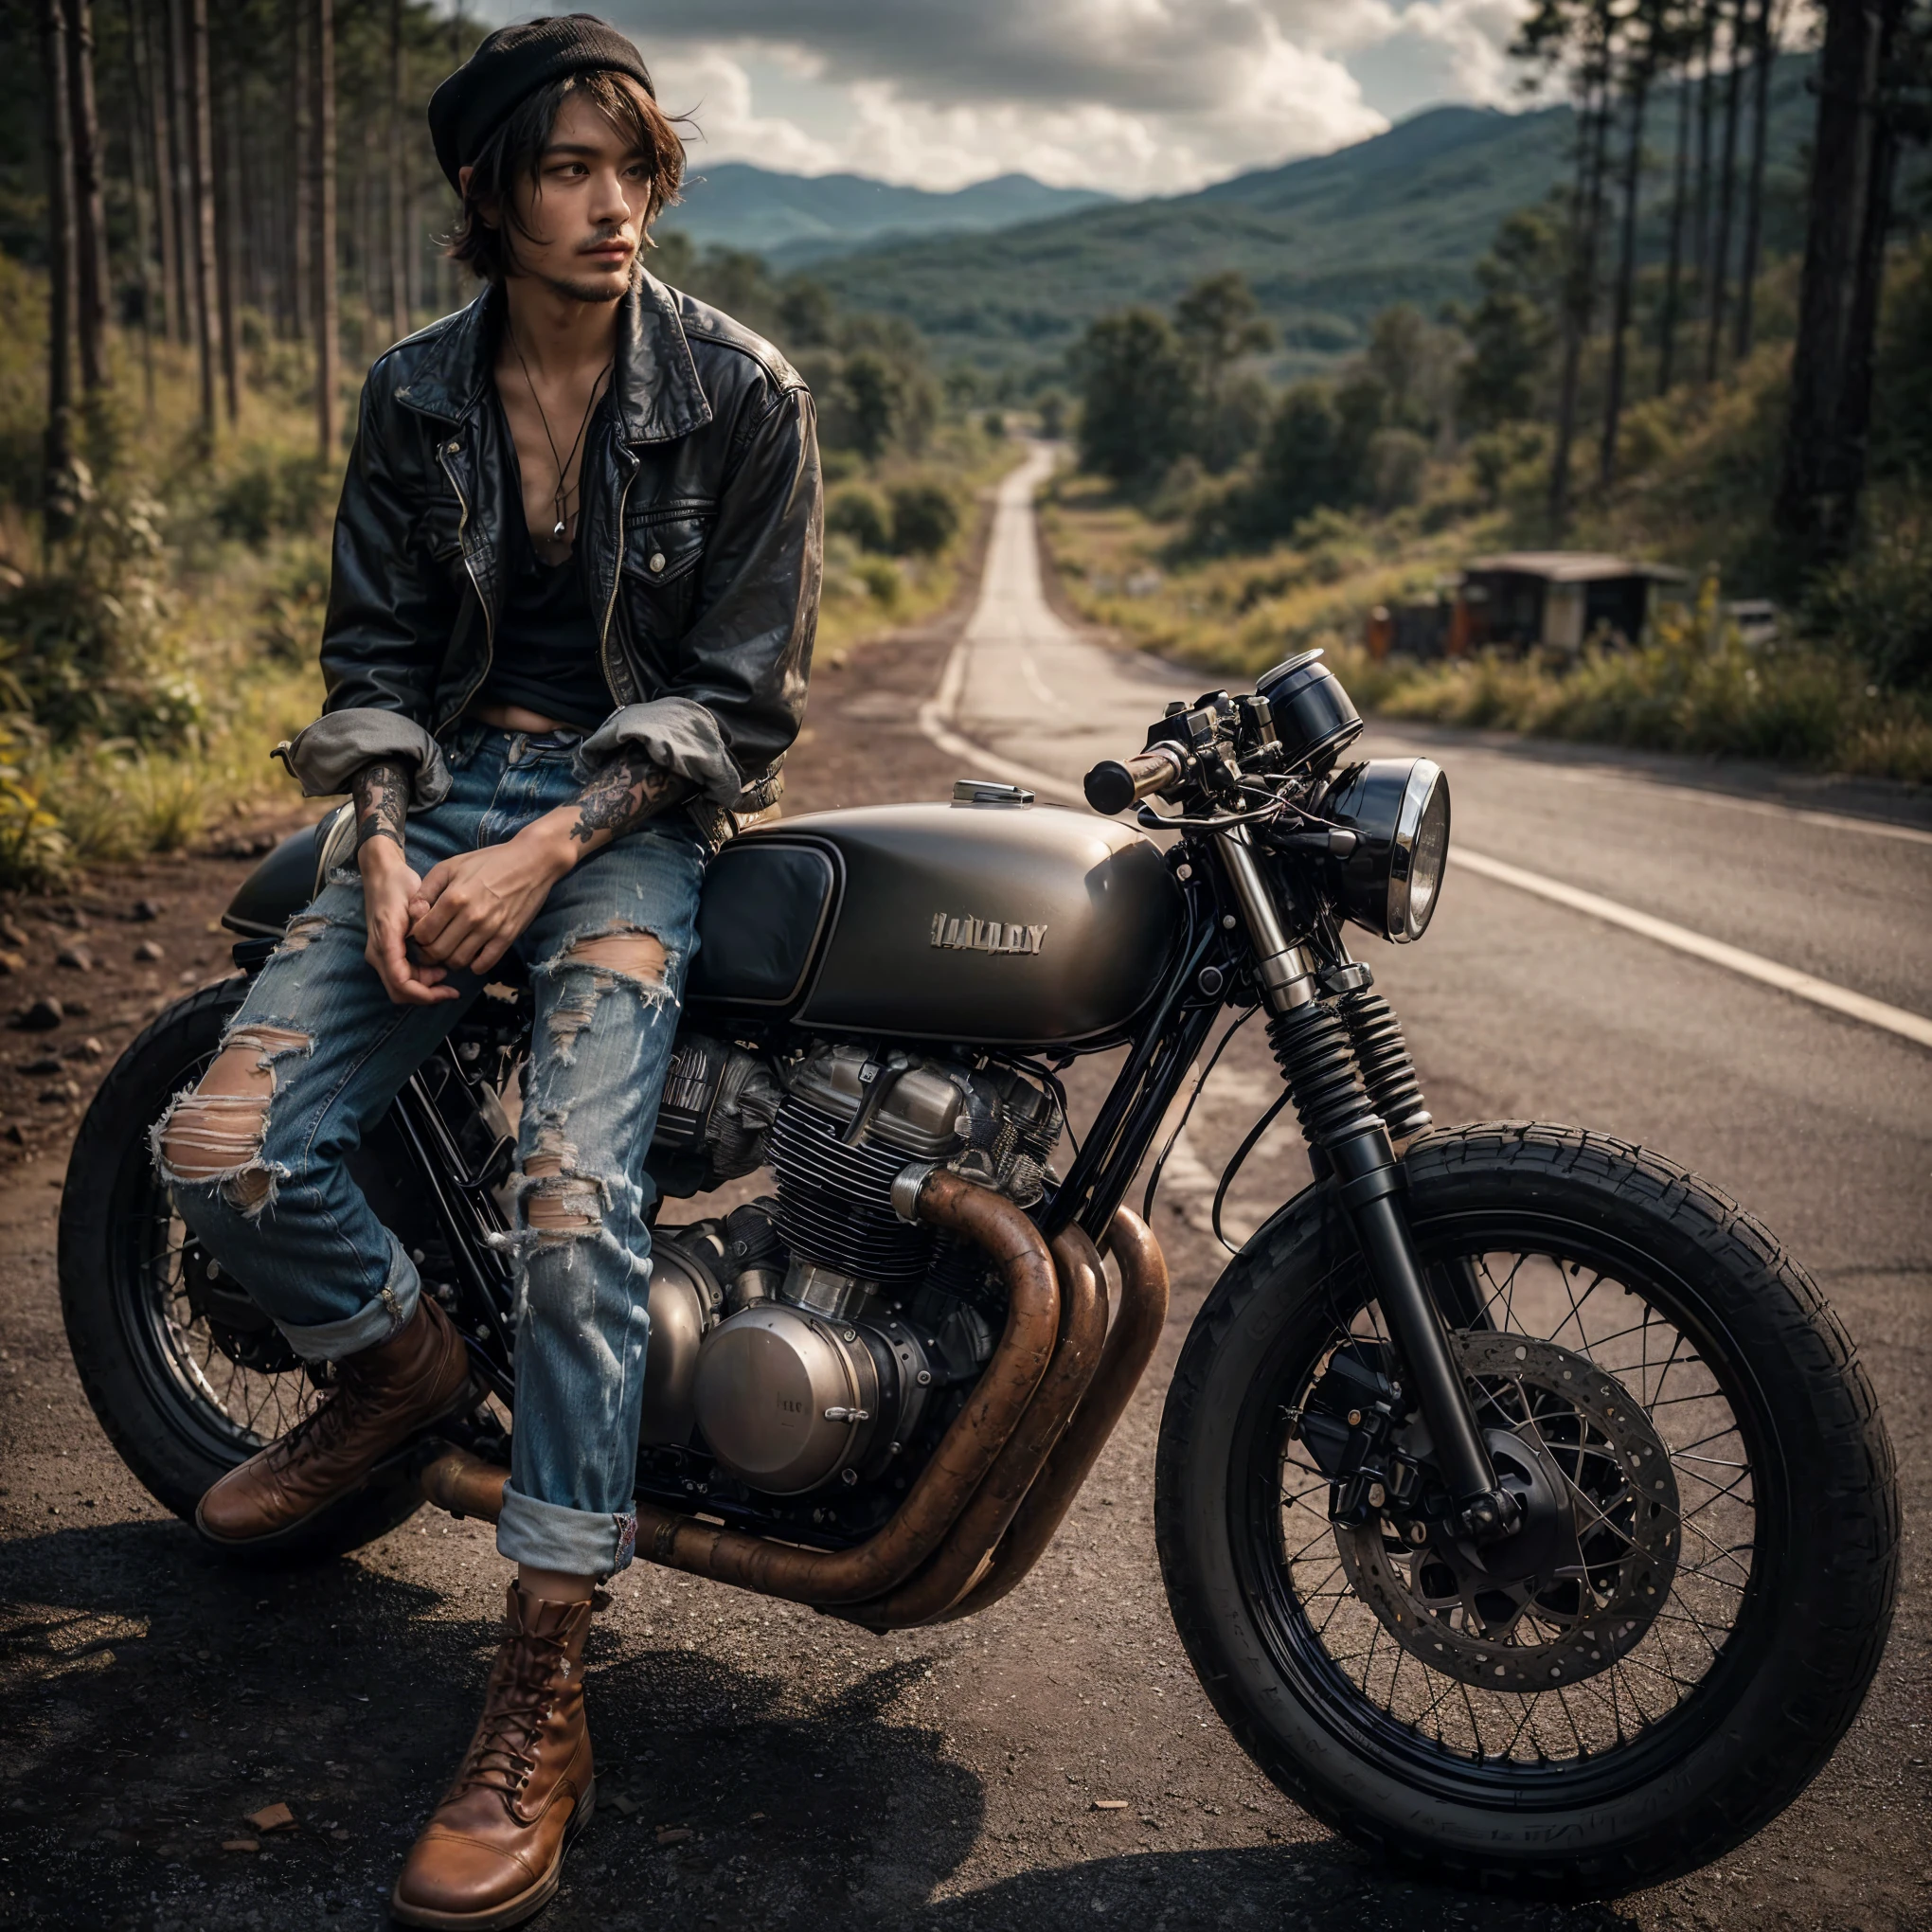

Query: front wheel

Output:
[1154, 1122, 1897, 1896]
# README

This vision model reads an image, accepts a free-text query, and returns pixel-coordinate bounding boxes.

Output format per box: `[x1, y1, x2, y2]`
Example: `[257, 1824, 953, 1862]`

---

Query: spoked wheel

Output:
[1273, 1251, 1745, 1770]
[59, 979, 422, 1555]
[126, 1129, 326, 1464]
[1156, 1123, 1897, 1896]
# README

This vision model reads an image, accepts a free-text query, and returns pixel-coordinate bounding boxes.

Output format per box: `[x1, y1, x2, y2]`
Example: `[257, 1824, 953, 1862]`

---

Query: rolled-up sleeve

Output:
[581, 385, 820, 805]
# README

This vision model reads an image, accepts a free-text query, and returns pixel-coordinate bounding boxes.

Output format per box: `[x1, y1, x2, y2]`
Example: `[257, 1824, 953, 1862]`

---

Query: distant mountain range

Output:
[796, 61, 1819, 373]
[660, 163, 1116, 267]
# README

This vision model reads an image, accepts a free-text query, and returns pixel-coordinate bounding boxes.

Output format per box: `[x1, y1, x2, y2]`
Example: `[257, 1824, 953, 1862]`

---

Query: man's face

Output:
[498, 85, 654, 303]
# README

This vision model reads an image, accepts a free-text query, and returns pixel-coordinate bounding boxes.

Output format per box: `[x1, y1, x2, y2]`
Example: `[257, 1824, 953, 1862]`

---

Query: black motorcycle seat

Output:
[222, 815, 840, 1013]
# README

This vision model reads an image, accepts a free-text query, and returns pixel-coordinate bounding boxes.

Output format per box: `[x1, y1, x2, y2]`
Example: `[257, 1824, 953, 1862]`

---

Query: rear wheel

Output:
[58, 979, 424, 1558]
[1154, 1122, 1897, 1895]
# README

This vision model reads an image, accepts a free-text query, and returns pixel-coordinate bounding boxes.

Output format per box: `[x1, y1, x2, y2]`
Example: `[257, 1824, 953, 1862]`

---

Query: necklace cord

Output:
[507, 323, 613, 546]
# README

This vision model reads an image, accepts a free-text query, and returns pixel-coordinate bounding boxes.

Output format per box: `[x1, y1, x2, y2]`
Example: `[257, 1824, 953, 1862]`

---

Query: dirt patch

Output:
[0, 818, 315, 1170]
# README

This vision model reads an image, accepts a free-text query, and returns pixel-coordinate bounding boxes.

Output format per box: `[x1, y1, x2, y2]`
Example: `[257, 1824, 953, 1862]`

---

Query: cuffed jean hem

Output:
[273, 1230, 420, 1363]
[495, 1485, 638, 1581]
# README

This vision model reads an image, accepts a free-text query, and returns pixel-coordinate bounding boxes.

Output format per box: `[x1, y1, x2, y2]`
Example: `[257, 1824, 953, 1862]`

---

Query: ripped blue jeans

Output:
[153, 722, 707, 1579]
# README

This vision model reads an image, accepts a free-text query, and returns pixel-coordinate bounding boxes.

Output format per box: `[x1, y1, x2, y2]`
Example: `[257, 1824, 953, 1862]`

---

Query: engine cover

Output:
[692, 1303, 928, 1496]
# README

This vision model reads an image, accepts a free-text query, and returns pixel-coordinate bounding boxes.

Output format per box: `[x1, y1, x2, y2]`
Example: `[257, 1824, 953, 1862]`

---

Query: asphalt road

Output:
[1, 451, 1926, 1932]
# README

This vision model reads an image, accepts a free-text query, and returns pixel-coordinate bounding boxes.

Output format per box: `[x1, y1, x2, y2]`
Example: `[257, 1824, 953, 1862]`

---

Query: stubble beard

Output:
[538, 252, 638, 307]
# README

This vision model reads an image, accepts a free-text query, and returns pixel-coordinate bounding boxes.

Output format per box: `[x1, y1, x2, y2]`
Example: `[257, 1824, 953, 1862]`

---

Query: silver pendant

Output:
[552, 517, 566, 542]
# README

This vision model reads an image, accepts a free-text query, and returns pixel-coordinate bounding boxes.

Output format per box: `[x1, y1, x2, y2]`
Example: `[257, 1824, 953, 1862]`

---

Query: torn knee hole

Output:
[560, 929, 668, 983]
[155, 1092, 276, 1208]
[521, 1156, 605, 1234]
[154, 1027, 308, 1205]
[280, 915, 331, 954]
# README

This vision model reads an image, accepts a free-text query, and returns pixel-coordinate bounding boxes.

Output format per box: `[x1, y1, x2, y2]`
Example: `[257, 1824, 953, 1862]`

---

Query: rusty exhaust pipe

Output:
[841, 1223, 1110, 1629]
[409, 1190, 1164, 1622]
[631, 1167, 1060, 1605]
[418, 1441, 510, 1522]
[937, 1207, 1169, 1620]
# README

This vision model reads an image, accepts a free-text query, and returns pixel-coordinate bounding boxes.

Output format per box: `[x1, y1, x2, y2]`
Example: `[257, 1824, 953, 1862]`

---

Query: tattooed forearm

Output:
[568, 747, 692, 850]
[352, 759, 410, 857]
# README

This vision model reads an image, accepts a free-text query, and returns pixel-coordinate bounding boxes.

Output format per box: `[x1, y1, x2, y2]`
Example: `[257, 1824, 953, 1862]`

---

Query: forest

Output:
[1, 0, 1927, 889]
[0, 0, 1003, 888]
[1048, 0, 1932, 779]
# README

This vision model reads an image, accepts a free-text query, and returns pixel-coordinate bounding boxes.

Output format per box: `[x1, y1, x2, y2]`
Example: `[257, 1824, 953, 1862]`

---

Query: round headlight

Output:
[1315, 758, 1452, 943]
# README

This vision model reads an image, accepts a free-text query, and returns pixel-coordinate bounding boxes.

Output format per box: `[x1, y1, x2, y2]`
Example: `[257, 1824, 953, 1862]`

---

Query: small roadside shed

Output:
[1459, 552, 1690, 653]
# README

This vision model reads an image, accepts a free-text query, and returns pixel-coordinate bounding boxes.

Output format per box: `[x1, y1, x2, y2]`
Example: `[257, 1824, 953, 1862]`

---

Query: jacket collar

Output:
[395, 272, 712, 445]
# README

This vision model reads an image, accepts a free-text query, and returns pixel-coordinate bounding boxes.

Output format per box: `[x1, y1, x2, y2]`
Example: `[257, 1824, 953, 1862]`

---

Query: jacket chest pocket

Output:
[417, 501, 468, 587]
[620, 511, 709, 637]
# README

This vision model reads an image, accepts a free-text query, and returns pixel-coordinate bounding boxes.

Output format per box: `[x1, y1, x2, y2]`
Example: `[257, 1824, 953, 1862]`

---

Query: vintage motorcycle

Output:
[60, 650, 1897, 1894]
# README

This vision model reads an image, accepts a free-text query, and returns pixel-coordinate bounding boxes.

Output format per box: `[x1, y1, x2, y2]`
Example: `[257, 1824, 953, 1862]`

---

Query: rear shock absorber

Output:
[1335, 983, 1431, 1142]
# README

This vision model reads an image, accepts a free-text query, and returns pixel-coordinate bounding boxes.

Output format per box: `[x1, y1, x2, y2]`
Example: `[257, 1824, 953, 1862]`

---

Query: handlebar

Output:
[1083, 745, 1185, 815]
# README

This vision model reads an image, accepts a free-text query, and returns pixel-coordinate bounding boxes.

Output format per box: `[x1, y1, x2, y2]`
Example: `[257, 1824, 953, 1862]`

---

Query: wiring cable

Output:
[1138, 1001, 1261, 1225]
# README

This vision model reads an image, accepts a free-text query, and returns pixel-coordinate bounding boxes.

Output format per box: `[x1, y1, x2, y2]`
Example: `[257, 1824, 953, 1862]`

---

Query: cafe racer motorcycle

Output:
[59, 650, 1897, 1894]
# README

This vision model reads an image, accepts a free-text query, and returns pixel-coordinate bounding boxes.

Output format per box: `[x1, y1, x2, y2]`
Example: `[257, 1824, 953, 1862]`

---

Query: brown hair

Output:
[447, 69, 687, 284]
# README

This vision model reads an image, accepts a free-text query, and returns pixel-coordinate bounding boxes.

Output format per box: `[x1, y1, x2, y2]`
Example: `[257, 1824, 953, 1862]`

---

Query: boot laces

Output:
[454, 1631, 568, 1802]
[260, 1367, 380, 1472]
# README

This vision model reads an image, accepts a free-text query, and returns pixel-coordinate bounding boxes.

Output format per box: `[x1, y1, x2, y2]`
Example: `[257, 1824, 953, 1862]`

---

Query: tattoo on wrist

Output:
[353, 759, 410, 856]
[568, 749, 691, 849]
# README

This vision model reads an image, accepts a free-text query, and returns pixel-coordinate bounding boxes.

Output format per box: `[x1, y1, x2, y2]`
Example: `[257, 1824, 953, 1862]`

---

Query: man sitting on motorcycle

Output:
[149, 17, 820, 1925]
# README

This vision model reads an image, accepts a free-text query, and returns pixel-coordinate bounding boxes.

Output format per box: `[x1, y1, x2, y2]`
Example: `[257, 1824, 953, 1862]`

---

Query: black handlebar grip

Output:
[1084, 750, 1178, 814]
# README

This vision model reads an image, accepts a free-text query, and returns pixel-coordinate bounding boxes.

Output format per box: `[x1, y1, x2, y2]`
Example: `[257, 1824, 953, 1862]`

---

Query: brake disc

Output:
[1333, 1332, 1680, 1691]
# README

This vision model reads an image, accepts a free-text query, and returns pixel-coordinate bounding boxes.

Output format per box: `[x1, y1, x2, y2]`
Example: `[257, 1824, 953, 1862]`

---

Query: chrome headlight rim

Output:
[1313, 755, 1452, 945]
[1386, 758, 1449, 942]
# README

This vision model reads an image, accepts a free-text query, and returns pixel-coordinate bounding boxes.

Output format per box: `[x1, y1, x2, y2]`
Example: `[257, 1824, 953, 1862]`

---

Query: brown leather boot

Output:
[196, 1295, 475, 1546]
[390, 1584, 597, 1930]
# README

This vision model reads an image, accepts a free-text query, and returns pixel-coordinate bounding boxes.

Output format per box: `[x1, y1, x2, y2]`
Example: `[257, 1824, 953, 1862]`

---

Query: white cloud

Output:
[646, 46, 844, 178]
[450, 2, 1536, 192]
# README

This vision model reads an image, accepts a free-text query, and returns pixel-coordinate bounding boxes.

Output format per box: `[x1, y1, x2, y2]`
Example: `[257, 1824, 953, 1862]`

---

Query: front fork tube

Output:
[1327, 1129, 1514, 1537]
[1215, 827, 1516, 1543]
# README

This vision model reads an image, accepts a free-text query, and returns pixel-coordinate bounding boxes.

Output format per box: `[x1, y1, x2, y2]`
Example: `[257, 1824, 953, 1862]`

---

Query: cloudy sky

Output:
[451, 2, 1541, 197]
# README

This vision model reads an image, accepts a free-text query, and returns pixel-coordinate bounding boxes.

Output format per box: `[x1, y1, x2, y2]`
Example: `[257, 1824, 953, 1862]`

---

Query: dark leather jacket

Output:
[279, 273, 821, 823]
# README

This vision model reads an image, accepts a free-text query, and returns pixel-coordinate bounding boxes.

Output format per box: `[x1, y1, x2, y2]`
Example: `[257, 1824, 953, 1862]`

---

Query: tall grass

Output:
[1042, 426, 1932, 786]
[1333, 591, 1932, 781]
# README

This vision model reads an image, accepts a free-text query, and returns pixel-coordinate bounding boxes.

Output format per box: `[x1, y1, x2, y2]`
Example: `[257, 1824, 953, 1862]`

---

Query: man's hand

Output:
[361, 839, 458, 1005]
[406, 821, 576, 978]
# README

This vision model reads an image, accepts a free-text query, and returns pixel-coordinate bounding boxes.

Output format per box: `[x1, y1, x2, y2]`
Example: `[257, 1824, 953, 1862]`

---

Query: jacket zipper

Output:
[599, 449, 640, 706]
[437, 438, 496, 727]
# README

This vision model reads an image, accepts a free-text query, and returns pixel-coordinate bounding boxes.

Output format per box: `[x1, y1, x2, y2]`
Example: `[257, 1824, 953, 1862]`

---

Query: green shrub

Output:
[0, 718, 69, 888]
[856, 555, 901, 606]
[826, 484, 892, 553]
[1366, 427, 1429, 511]
[256, 542, 331, 664]
[1351, 586, 1932, 781]
[1805, 504, 1932, 691]
[211, 445, 334, 546]
[0, 464, 205, 747]
[887, 480, 959, 557]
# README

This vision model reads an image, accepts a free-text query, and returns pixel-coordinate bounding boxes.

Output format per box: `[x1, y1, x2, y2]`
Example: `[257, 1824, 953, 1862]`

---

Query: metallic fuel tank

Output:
[688, 799, 1180, 1047]
[221, 799, 1182, 1051]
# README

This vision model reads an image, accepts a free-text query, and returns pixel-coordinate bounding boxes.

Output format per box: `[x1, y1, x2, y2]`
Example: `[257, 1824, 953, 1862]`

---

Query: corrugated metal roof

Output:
[1464, 551, 1692, 583]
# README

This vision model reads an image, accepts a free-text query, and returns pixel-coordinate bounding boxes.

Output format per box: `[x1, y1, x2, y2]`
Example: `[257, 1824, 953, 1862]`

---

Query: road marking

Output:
[1370, 734, 1932, 849]
[915, 713, 1932, 1056]
[923, 450, 1932, 1057]
[1452, 850, 1932, 1050]
[1019, 647, 1059, 707]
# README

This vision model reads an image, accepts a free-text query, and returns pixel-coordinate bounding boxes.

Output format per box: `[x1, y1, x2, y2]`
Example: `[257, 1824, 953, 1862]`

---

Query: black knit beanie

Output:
[428, 14, 655, 191]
